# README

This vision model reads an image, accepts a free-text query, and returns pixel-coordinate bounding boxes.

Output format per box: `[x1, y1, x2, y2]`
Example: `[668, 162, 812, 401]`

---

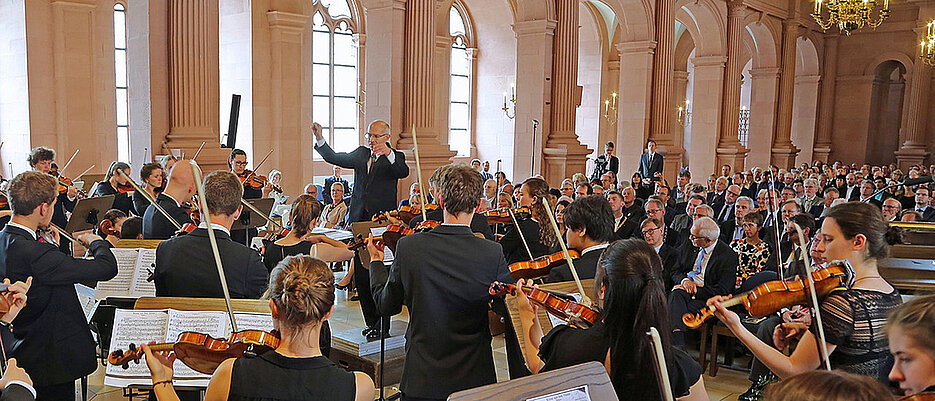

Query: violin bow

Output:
[240, 198, 285, 231]
[791, 222, 832, 371]
[540, 197, 592, 307]
[410, 126, 429, 223]
[0, 188, 76, 244]
[161, 141, 179, 162]
[115, 169, 182, 230]
[190, 161, 239, 332]
[647, 327, 675, 401]
[765, 172, 785, 281]
[507, 208, 535, 261]
[73, 164, 95, 182]
[59, 149, 80, 176]
[191, 141, 206, 161]
[242, 149, 275, 183]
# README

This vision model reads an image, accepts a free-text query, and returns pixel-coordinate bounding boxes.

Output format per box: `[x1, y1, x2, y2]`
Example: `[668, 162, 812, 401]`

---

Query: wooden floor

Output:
[85, 270, 752, 400]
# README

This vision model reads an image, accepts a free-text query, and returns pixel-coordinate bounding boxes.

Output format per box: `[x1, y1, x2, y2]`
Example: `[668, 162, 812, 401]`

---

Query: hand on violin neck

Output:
[365, 234, 385, 262]
[706, 294, 742, 329]
[142, 343, 176, 384]
[513, 279, 538, 314]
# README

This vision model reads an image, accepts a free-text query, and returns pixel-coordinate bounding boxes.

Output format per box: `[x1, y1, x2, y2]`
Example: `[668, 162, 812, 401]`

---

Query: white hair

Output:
[693, 217, 720, 241]
[695, 205, 714, 218]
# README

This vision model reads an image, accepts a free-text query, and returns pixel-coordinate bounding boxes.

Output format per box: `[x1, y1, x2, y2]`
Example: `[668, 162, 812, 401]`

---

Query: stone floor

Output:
[85, 271, 752, 400]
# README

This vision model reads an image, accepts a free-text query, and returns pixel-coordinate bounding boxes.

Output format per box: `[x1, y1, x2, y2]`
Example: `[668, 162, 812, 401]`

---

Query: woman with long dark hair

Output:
[515, 239, 706, 400]
[499, 178, 557, 264]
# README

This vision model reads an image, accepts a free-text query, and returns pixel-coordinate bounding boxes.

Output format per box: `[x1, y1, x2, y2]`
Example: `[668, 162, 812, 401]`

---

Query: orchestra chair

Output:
[447, 361, 617, 401]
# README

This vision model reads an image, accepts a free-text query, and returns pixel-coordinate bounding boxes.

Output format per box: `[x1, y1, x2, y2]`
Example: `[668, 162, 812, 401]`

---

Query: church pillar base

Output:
[895, 145, 930, 171]
[770, 145, 799, 169]
[716, 144, 749, 173]
[543, 141, 591, 186]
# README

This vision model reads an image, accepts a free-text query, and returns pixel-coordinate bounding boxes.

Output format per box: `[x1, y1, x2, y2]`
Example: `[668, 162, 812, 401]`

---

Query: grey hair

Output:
[368, 119, 391, 133]
[804, 178, 819, 187]
[644, 197, 665, 211]
[695, 205, 714, 218]
[737, 196, 754, 209]
[693, 217, 720, 241]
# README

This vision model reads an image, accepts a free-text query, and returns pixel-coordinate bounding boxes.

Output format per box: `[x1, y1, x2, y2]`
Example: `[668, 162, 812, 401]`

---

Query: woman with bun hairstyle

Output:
[710, 201, 903, 382]
[143, 255, 375, 401]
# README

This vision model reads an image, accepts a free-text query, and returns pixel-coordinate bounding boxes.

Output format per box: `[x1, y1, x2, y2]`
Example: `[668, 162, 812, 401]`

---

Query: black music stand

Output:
[65, 195, 115, 233]
[448, 361, 617, 400]
[231, 198, 275, 231]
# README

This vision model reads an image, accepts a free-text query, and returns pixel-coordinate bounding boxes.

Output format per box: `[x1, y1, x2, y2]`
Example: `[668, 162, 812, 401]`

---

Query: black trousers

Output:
[749, 314, 782, 381]
[36, 382, 73, 401]
[668, 288, 706, 347]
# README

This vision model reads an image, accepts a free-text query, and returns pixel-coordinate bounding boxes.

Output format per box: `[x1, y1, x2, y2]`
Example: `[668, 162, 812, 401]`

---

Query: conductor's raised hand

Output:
[312, 122, 324, 141]
[365, 234, 385, 263]
[1, 277, 32, 324]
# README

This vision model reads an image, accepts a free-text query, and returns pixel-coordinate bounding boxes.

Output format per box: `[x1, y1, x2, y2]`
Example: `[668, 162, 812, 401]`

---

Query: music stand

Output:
[65, 195, 115, 233]
[350, 221, 389, 265]
[447, 361, 617, 401]
[231, 198, 275, 231]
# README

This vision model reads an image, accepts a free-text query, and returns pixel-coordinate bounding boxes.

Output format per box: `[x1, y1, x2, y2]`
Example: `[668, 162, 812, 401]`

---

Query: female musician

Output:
[132, 162, 165, 216]
[500, 178, 555, 264]
[762, 370, 894, 401]
[319, 182, 348, 230]
[515, 239, 706, 400]
[263, 195, 352, 273]
[92, 161, 134, 215]
[491, 192, 515, 238]
[143, 255, 376, 401]
[710, 201, 903, 381]
[729, 212, 776, 291]
[554, 198, 571, 240]
[886, 294, 935, 397]
[265, 169, 284, 199]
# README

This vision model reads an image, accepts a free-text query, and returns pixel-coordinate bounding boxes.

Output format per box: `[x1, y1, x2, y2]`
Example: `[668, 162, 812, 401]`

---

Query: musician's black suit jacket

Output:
[52, 193, 76, 254]
[91, 180, 133, 215]
[154, 227, 268, 299]
[0, 225, 117, 386]
[545, 246, 604, 283]
[314, 141, 409, 223]
[500, 218, 551, 264]
[370, 224, 511, 399]
[408, 208, 494, 240]
[672, 240, 738, 301]
[142, 193, 193, 240]
[0, 383, 34, 401]
[638, 152, 663, 179]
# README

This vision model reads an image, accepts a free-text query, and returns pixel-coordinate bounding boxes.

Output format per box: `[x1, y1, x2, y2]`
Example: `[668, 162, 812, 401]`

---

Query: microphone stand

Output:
[864, 177, 934, 203]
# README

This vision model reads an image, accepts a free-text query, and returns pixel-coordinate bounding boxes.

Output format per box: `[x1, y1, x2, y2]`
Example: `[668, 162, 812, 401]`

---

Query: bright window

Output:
[114, 3, 129, 162]
[312, 1, 360, 160]
[448, 6, 472, 157]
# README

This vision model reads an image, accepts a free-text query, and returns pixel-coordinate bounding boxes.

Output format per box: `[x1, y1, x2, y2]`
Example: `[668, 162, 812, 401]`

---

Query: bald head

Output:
[165, 161, 196, 198]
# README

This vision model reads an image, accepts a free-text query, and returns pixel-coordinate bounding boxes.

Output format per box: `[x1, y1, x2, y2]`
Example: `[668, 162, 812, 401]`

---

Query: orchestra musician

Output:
[152, 171, 268, 299]
[143, 255, 376, 401]
[229, 149, 262, 246]
[97, 209, 128, 247]
[27, 147, 76, 254]
[408, 165, 494, 240]
[120, 216, 143, 240]
[0, 171, 117, 400]
[263, 195, 352, 273]
[91, 161, 134, 215]
[545, 195, 613, 283]
[132, 162, 165, 216]
[885, 293, 935, 397]
[142, 161, 195, 240]
[312, 120, 409, 339]
[500, 178, 555, 264]
[367, 164, 511, 400]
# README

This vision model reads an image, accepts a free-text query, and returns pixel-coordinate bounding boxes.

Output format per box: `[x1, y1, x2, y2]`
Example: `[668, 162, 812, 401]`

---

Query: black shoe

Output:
[336, 282, 350, 291]
[738, 375, 774, 401]
[365, 327, 382, 340]
[362, 326, 375, 337]
[349, 293, 359, 301]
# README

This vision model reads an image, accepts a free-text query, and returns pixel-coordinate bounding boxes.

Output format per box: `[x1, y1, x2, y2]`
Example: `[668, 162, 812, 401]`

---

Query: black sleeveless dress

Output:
[229, 352, 357, 401]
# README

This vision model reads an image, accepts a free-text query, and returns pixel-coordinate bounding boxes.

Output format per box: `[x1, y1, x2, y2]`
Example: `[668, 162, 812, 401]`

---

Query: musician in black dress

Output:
[143, 255, 375, 401]
[27, 147, 76, 254]
[500, 178, 555, 264]
[515, 239, 705, 400]
[142, 161, 195, 240]
[132, 162, 165, 216]
[91, 161, 134, 215]
[262, 194, 352, 272]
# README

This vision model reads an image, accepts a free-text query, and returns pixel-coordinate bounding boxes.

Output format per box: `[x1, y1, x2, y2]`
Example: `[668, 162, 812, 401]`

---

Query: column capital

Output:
[749, 67, 781, 78]
[615, 40, 656, 55]
[466, 47, 479, 59]
[674, 70, 689, 80]
[691, 55, 728, 67]
[436, 35, 452, 48]
[512, 19, 557, 36]
[727, 0, 747, 16]
[267, 11, 308, 31]
[353, 32, 367, 46]
[360, 0, 406, 12]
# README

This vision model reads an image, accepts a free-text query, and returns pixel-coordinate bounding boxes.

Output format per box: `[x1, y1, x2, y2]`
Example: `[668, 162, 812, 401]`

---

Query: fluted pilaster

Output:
[650, 0, 674, 144]
[716, 0, 749, 170]
[896, 22, 933, 168]
[771, 19, 801, 168]
[814, 35, 837, 163]
[401, 0, 437, 146]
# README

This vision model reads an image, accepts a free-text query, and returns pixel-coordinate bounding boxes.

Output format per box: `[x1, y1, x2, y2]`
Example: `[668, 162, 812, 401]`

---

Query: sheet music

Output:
[105, 309, 170, 380]
[228, 312, 275, 334]
[74, 284, 99, 322]
[129, 249, 156, 297]
[166, 310, 225, 378]
[547, 293, 582, 328]
[370, 227, 395, 264]
[96, 249, 139, 299]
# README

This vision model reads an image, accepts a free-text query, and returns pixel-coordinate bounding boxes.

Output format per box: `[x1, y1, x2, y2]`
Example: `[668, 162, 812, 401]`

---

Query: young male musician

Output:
[229, 149, 262, 246]
[142, 161, 196, 239]
[408, 165, 493, 240]
[0, 171, 117, 400]
[27, 147, 77, 254]
[368, 164, 511, 400]
[545, 195, 613, 282]
[91, 161, 134, 215]
[153, 171, 268, 299]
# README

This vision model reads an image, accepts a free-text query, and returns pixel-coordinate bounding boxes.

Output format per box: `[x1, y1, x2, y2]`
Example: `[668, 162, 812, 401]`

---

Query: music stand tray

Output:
[65, 195, 115, 233]
[447, 361, 617, 401]
[231, 198, 275, 231]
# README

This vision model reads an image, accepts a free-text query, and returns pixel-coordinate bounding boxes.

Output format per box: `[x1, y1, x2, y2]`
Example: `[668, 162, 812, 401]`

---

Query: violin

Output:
[99, 219, 121, 238]
[489, 281, 601, 329]
[116, 183, 135, 194]
[372, 204, 439, 224]
[54, 175, 87, 198]
[239, 170, 283, 193]
[347, 220, 441, 253]
[901, 392, 935, 401]
[107, 329, 281, 374]
[181, 199, 202, 225]
[482, 207, 531, 224]
[508, 249, 580, 281]
[682, 262, 848, 329]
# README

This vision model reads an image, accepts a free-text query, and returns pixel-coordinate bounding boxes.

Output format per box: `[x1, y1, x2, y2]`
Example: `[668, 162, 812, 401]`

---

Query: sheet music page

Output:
[105, 309, 170, 381]
[165, 310, 226, 378]
[74, 284, 99, 322]
[370, 227, 394, 264]
[228, 312, 275, 335]
[95, 248, 139, 299]
[546, 293, 582, 328]
[129, 248, 157, 297]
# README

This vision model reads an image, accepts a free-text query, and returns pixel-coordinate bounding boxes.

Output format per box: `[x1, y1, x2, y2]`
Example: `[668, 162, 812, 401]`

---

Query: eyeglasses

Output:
[646, 209, 662, 214]
[233, 161, 249, 166]
[365, 133, 390, 141]
[882, 205, 900, 210]
[641, 226, 663, 236]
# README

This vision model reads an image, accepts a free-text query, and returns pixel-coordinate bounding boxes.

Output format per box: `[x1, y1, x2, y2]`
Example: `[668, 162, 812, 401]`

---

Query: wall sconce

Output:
[603, 92, 618, 125]
[502, 82, 515, 119]
[677, 100, 692, 127]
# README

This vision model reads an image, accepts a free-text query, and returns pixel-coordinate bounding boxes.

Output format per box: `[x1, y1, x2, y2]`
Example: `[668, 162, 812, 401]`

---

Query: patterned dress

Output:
[730, 238, 772, 280]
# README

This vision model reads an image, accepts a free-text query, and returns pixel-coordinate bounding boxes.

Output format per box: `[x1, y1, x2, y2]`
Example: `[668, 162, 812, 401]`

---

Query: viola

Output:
[682, 262, 848, 329]
[489, 281, 601, 329]
[482, 207, 531, 224]
[99, 219, 121, 238]
[107, 329, 281, 374]
[238, 170, 283, 193]
[508, 249, 581, 281]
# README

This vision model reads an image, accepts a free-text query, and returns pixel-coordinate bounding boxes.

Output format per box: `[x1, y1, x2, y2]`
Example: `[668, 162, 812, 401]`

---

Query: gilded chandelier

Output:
[922, 21, 935, 67]
[812, 0, 890, 36]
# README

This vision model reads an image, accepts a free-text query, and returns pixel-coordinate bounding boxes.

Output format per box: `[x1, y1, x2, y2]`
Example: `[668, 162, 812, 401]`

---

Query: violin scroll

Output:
[681, 307, 715, 329]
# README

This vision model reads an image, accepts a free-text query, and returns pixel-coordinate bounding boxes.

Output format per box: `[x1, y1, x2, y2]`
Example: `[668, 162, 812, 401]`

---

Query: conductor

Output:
[312, 120, 409, 338]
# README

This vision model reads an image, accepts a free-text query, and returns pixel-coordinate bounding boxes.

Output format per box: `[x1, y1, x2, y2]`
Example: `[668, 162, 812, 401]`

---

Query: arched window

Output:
[113, 3, 129, 162]
[448, 5, 473, 157]
[312, 0, 360, 160]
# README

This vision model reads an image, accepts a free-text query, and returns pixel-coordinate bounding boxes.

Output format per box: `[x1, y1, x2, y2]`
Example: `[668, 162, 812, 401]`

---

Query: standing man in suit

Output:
[0, 171, 117, 400]
[154, 171, 268, 299]
[668, 217, 737, 347]
[142, 162, 196, 240]
[546, 195, 614, 282]
[313, 120, 409, 338]
[322, 165, 348, 206]
[591, 142, 619, 181]
[27, 148, 77, 255]
[368, 164, 511, 400]
[637, 140, 663, 180]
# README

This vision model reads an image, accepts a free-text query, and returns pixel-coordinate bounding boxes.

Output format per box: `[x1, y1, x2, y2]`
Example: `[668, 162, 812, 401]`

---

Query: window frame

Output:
[447, 1, 477, 159]
[114, 2, 130, 163]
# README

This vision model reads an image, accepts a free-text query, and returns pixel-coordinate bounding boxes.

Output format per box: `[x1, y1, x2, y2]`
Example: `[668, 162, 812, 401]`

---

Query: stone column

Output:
[434, 33, 452, 153]
[748, 67, 780, 167]
[689, 55, 727, 179]
[265, 11, 308, 196]
[399, 0, 455, 186]
[165, 0, 228, 171]
[716, 0, 749, 170]
[512, 19, 556, 182]
[616, 41, 655, 176]
[895, 22, 933, 168]
[673, 70, 689, 166]
[770, 19, 801, 168]
[813, 35, 837, 163]
[543, 0, 590, 185]
[649, 0, 681, 181]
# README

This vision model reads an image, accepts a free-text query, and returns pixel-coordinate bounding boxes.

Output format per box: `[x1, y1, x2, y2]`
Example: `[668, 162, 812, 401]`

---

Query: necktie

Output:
[718, 204, 730, 222]
[368, 154, 377, 174]
[688, 248, 706, 282]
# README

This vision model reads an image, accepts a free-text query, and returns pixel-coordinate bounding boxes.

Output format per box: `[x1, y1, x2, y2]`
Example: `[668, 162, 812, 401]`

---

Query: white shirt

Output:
[4, 381, 36, 399]
[682, 242, 717, 287]
[316, 137, 396, 165]
[613, 214, 624, 230]
[7, 222, 36, 240]
[197, 222, 231, 236]
[654, 244, 663, 253]
[581, 243, 610, 255]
